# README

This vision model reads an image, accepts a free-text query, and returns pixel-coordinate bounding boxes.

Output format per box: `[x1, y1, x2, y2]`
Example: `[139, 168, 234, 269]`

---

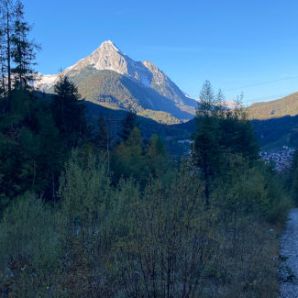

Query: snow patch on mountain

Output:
[35, 74, 58, 90]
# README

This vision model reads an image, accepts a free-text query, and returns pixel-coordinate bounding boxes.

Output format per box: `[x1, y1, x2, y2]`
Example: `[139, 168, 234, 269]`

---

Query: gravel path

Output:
[280, 209, 298, 298]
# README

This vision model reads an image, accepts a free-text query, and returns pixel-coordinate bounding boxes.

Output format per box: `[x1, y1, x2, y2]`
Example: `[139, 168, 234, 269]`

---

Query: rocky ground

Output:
[280, 209, 298, 297]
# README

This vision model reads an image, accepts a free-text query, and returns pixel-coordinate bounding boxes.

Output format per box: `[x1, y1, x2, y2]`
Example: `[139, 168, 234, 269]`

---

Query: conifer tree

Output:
[193, 81, 220, 206]
[234, 92, 245, 119]
[0, 0, 14, 99]
[95, 116, 108, 151]
[197, 80, 215, 116]
[215, 89, 225, 117]
[52, 75, 86, 147]
[0, 26, 5, 98]
[113, 127, 147, 183]
[193, 82, 259, 206]
[119, 110, 137, 142]
[146, 134, 168, 178]
[11, 0, 37, 89]
[94, 115, 111, 172]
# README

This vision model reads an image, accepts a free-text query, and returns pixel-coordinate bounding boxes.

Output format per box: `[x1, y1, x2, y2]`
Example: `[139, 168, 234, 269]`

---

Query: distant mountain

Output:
[247, 92, 298, 120]
[251, 116, 298, 151]
[37, 40, 197, 124]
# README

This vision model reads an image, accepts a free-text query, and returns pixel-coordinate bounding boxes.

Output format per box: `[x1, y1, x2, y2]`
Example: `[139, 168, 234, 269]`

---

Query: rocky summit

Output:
[37, 40, 198, 124]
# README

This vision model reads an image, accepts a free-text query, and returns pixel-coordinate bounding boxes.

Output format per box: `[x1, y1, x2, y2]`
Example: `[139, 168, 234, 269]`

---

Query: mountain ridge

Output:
[247, 92, 298, 120]
[37, 40, 197, 123]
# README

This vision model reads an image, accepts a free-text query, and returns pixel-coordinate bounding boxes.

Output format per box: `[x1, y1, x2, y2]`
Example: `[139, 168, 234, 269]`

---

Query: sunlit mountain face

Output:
[37, 40, 198, 124]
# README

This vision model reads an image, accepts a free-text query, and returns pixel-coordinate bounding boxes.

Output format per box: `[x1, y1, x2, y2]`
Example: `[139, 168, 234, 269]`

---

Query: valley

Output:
[0, 0, 298, 296]
[35, 40, 298, 155]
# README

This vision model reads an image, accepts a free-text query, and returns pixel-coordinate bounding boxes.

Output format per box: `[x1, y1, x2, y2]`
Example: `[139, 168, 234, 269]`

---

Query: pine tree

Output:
[193, 81, 220, 206]
[36, 109, 64, 201]
[11, 0, 37, 89]
[218, 93, 258, 161]
[112, 127, 147, 184]
[215, 89, 225, 117]
[193, 117, 220, 206]
[193, 82, 259, 207]
[52, 75, 86, 147]
[119, 110, 137, 142]
[0, 0, 14, 99]
[0, 25, 6, 98]
[95, 116, 108, 151]
[94, 115, 111, 172]
[146, 134, 168, 178]
[197, 80, 215, 116]
[234, 92, 246, 120]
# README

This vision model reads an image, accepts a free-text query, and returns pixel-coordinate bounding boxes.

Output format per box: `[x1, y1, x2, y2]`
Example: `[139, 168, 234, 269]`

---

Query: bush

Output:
[0, 193, 60, 297]
[0, 151, 283, 297]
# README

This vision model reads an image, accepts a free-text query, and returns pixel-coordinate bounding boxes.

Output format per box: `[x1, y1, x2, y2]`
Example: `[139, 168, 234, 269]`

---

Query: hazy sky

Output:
[23, 0, 298, 104]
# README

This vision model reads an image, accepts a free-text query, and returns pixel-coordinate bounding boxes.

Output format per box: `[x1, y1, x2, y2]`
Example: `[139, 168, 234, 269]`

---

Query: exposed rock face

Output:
[37, 40, 197, 123]
[67, 41, 152, 86]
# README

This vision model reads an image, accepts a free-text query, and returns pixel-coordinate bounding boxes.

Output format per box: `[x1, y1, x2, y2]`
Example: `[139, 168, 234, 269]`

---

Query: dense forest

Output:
[0, 1, 297, 297]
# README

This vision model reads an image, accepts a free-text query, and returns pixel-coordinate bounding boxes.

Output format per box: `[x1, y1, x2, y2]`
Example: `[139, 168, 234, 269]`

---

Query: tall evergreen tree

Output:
[193, 81, 220, 206]
[197, 80, 215, 116]
[0, 0, 14, 100]
[215, 89, 225, 117]
[0, 25, 5, 98]
[119, 110, 137, 142]
[95, 116, 108, 151]
[233, 92, 245, 119]
[146, 134, 168, 178]
[94, 115, 111, 172]
[219, 116, 259, 161]
[193, 82, 259, 206]
[112, 127, 147, 184]
[52, 75, 86, 148]
[11, 0, 37, 89]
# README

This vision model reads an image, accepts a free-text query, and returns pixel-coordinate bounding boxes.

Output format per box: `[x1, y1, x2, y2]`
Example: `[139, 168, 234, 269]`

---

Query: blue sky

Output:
[23, 0, 298, 105]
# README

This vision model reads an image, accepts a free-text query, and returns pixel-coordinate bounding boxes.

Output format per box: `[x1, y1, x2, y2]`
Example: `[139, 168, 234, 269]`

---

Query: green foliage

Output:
[197, 80, 214, 115]
[118, 110, 137, 142]
[287, 150, 298, 206]
[0, 193, 61, 297]
[52, 75, 87, 147]
[109, 166, 219, 297]
[0, 90, 64, 206]
[59, 150, 111, 230]
[0, 151, 283, 297]
[112, 127, 147, 183]
[67, 67, 195, 123]
[193, 81, 259, 206]
[218, 114, 259, 160]
[0, 4, 285, 296]
[94, 116, 108, 151]
[11, 0, 38, 89]
[146, 134, 169, 178]
[215, 154, 290, 223]
[112, 128, 172, 187]
[0, 0, 38, 98]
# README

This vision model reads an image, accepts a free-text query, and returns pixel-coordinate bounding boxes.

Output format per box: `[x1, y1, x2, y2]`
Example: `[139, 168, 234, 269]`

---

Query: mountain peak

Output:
[37, 39, 197, 122]
[97, 40, 120, 53]
[68, 39, 127, 74]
